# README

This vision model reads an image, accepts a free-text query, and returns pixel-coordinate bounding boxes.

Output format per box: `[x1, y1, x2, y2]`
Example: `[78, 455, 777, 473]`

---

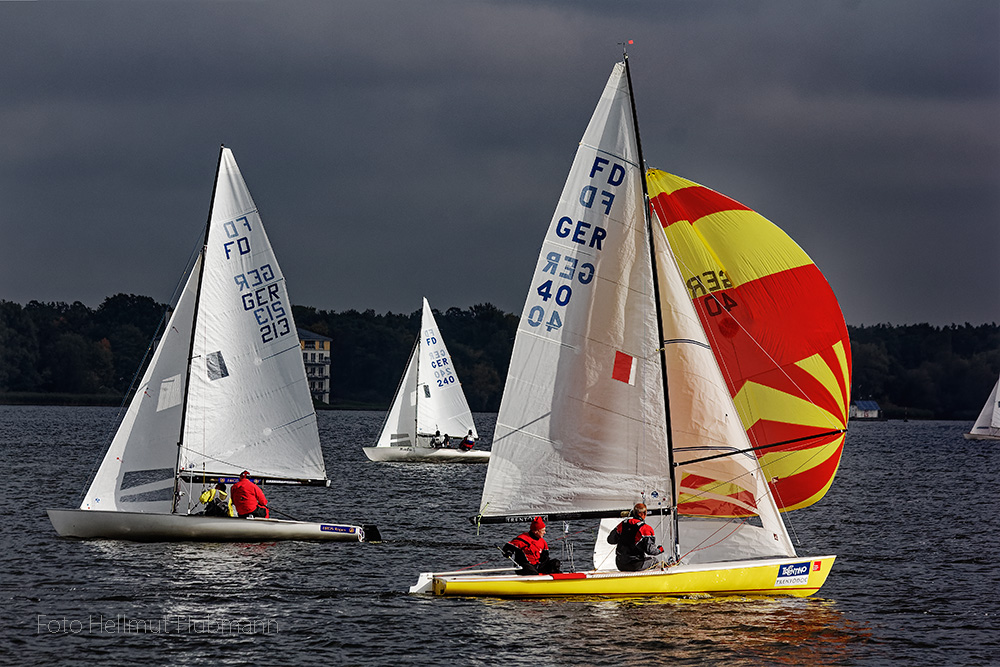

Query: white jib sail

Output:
[374, 339, 419, 448]
[179, 148, 326, 482]
[969, 376, 1000, 437]
[415, 298, 478, 440]
[481, 63, 671, 518]
[593, 220, 795, 568]
[82, 255, 202, 513]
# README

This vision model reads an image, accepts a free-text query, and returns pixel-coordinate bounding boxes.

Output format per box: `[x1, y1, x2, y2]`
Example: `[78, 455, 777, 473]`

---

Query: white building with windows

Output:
[298, 328, 332, 405]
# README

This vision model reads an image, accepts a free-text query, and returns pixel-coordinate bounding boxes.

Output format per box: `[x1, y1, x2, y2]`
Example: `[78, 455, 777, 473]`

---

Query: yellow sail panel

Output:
[647, 169, 852, 511]
[664, 208, 814, 289]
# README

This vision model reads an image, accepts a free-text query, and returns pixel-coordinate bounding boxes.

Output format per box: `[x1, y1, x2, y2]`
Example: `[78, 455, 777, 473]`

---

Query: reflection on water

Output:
[475, 595, 871, 666]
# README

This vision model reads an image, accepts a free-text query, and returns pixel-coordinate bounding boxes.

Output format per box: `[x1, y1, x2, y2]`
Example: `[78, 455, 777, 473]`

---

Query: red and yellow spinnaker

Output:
[647, 169, 851, 512]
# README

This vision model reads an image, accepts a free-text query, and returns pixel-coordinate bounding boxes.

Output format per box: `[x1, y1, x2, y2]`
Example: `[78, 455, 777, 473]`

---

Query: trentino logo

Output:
[774, 561, 812, 587]
[779, 562, 810, 578]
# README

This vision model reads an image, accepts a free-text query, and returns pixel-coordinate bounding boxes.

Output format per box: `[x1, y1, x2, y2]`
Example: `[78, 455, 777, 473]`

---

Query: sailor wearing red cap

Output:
[231, 471, 269, 519]
[502, 517, 561, 575]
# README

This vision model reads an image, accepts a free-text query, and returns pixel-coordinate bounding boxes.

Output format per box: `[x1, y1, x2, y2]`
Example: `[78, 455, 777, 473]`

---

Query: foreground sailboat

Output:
[965, 375, 1000, 440]
[364, 298, 487, 463]
[413, 54, 850, 597]
[48, 147, 378, 542]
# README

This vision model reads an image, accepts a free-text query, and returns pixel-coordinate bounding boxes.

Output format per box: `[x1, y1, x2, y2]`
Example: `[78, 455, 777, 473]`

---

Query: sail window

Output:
[119, 487, 174, 503]
[156, 374, 183, 412]
[121, 468, 174, 490]
[206, 351, 229, 380]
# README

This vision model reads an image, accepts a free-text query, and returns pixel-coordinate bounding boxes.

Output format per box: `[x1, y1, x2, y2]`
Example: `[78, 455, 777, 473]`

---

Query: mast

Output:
[171, 144, 225, 513]
[623, 50, 681, 563]
[415, 312, 423, 439]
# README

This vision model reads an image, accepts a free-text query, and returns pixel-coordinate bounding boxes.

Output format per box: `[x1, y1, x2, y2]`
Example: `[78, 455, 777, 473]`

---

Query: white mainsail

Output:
[374, 298, 478, 448]
[481, 62, 669, 517]
[179, 149, 325, 483]
[480, 62, 794, 568]
[967, 376, 1000, 439]
[415, 298, 478, 439]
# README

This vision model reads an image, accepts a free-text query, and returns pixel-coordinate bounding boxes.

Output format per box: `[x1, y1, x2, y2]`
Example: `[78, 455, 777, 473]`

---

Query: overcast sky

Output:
[1, 1, 996, 326]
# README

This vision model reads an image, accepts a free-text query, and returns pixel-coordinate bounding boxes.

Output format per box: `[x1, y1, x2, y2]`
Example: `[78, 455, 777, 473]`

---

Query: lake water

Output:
[1, 406, 997, 665]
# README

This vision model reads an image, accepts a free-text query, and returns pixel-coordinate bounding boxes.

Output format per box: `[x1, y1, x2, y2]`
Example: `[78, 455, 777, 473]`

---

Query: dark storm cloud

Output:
[0, 1, 997, 326]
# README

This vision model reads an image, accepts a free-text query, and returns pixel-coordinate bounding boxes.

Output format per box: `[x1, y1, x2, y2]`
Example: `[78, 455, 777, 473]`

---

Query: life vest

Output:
[199, 488, 234, 517]
[508, 532, 548, 565]
[611, 518, 656, 558]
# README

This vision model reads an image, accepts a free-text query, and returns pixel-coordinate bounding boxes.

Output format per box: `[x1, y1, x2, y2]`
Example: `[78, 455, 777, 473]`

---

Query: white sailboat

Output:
[413, 54, 850, 597]
[363, 298, 487, 463]
[965, 375, 1000, 440]
[48, 147, 378, 542]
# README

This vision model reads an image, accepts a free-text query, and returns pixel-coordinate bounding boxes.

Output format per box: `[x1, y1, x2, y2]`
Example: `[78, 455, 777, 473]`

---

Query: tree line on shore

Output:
[2, 294, 998, 420]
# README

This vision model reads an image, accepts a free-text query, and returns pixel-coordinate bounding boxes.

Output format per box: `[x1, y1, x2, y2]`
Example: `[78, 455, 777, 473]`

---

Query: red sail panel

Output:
[677, 471, 759, 518]
[647, 169, 851, 512]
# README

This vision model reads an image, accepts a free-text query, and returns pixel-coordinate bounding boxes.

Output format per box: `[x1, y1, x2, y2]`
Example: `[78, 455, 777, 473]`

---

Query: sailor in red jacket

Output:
[231, 471, 269, 518]
[607, 503, 663, 571]
[502, 517, 561, 575]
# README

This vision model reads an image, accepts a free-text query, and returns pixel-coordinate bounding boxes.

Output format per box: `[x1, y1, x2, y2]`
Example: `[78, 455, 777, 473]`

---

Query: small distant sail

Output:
[647, 170, 852, 512]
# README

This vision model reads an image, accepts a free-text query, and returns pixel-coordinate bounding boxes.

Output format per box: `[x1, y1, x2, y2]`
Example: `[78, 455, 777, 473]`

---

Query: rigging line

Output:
[577, 142, 640, 169]
[176, 448, 259, 476]
[675, 428, 847, 467]
[678, 518, 749, 562]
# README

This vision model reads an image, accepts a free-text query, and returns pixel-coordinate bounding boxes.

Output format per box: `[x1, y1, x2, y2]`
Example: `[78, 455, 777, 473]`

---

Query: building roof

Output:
[297, 327, 332, 342]
[854, 400, 880, 411]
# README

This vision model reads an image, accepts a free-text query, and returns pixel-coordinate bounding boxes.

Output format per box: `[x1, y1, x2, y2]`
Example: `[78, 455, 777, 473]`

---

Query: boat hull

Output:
[413, 555, 836, 598]
[363, 446, 490, 463]
[963, 432, 1000, 441]
[47, 509, 370, 542]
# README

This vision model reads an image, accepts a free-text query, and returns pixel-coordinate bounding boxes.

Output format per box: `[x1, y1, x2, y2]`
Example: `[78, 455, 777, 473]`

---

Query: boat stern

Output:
[410, 572, 436, 594]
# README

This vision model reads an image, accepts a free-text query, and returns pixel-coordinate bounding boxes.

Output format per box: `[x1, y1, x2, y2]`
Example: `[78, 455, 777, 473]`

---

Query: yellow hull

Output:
[426, 555, 836, 599]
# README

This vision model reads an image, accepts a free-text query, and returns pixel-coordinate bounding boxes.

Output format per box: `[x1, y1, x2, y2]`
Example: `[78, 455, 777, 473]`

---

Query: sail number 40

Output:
[526, 305, 562, 332]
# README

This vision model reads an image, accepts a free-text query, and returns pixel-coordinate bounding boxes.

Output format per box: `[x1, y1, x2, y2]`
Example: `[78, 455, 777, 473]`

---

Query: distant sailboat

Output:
[965, 375, 1000, 440]
[413, 54, 850, 597]
[48, 147, 378, 542]
[364, 298, 487, 463]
